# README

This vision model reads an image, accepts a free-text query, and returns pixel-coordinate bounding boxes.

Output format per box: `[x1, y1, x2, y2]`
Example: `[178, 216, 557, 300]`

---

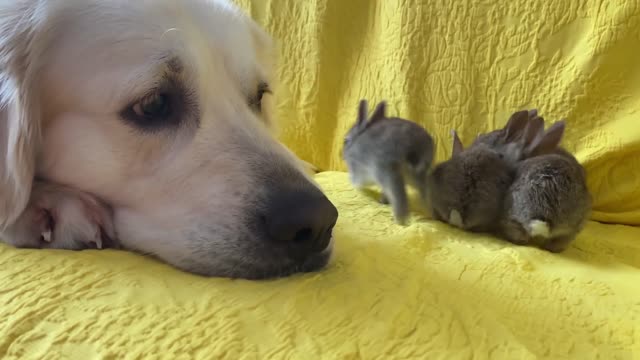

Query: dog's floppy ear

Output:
[0, 4, 43, 228]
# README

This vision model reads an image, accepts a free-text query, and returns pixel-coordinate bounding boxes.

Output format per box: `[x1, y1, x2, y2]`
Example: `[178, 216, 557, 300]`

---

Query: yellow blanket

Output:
[2, 0, 640, 358]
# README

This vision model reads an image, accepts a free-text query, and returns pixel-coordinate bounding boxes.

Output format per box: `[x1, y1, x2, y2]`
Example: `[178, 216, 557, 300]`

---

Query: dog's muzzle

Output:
[259, 186, 338, 260]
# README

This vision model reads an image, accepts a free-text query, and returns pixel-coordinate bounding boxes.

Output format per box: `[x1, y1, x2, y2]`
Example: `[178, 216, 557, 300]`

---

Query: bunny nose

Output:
[262, 188, 338, 258]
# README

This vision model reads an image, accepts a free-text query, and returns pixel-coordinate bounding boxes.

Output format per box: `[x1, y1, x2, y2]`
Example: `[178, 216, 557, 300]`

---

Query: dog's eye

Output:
[257, 82, 270, 102]
[120, 76, 192, 132]
[122, 91, 180, 131]
[134, 93, 170, 119]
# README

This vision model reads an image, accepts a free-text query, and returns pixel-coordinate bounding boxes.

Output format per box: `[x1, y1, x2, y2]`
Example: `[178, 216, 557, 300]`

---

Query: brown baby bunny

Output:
[342, 99, 434, 225]
[472, 109, 543, 162]
[499, 118, 592, 252]
[428, 129, 515, 233]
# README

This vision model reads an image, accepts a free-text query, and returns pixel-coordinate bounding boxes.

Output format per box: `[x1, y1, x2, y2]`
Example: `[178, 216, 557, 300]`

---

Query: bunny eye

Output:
[344, 134, 354, 147]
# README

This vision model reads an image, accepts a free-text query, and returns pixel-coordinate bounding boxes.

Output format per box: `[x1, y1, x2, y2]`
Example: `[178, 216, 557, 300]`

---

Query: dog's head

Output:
[0, 0, 338, 279]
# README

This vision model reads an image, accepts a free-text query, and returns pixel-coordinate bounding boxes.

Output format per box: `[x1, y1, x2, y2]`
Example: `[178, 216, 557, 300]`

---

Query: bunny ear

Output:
[527, 120, 566, 157]
[451, 130, 464, 156]
[369, 101, 387, 123]
[357, 99, 368, 128]
[504, 110, 530, 142]
[523, 113, 545, 146]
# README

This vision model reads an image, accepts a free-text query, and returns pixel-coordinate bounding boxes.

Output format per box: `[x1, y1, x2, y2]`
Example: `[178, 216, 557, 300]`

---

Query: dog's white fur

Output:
[0, 0, 333, 278]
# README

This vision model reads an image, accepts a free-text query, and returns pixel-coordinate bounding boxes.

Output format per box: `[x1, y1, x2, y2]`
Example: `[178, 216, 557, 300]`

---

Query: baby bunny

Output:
[472, 109, 542, 162]
[429, 110, 543, 232]
[428, 128, 515, 233]
[343, 100, 434, 225]
[499, 118, 592, 252]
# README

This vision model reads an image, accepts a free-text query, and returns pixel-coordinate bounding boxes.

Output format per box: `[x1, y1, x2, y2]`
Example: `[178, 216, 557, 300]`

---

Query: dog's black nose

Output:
[263, 188, 338, 258]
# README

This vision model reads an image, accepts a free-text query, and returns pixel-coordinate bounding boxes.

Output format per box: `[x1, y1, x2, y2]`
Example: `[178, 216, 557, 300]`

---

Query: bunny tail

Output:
[448, 210, 464, 229]
[528, 220, 551, 239]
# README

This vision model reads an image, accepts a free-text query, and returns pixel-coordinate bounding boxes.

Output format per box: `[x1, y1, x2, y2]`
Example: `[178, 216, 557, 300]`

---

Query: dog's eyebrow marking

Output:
[154, 54, 183, 74]
[166, 57, 183, 74]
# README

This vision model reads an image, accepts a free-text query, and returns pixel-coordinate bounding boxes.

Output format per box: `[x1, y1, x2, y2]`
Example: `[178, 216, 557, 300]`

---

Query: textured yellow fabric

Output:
[2, 0, 640, 359]
[1, 173, 639, 359]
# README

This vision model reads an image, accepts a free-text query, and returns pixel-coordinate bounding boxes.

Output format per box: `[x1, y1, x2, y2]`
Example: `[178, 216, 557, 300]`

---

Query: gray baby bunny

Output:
[428, 129, 516, 233]
[499, 118, 592, 252]
[428, 110, 539, 232]
[342, 99, 434, 225]
[472, 109, 542, 162]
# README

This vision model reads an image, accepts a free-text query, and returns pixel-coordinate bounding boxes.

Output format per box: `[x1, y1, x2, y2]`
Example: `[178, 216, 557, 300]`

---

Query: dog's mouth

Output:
[176, 226, 335, 280]
[240, 229, 335, 280]
[248, 246, 333, 280]
[201, 243, 333, 281]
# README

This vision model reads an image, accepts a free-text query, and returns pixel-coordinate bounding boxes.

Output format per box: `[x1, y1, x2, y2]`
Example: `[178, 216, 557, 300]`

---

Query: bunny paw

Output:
[542, 236, 573, 253]
[1, 182, 117, 250]
[392, 206, 409, 226]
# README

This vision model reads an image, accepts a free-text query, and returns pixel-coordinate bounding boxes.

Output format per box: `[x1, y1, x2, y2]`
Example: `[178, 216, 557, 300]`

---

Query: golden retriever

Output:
[0, 0, 338, 279]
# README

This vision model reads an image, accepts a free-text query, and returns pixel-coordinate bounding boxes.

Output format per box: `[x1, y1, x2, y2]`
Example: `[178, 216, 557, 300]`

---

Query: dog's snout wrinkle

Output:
[262, 188, 338, 259]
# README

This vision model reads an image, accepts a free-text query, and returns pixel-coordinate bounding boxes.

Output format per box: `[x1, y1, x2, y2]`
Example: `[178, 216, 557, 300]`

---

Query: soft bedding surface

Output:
[1, 173, 639, 359]
[2, 0, 640, 358]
